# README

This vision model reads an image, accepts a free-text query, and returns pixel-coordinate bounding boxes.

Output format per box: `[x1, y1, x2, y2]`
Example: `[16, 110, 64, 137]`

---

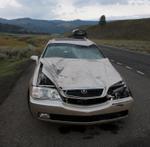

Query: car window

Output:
[43, 44, 104, 59]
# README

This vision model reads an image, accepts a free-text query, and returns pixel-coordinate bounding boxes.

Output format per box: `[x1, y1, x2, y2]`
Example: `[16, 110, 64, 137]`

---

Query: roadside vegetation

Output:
[87, 18, 150, 54]
[93, 39, 150, 54]
[0, 33, 51, 103]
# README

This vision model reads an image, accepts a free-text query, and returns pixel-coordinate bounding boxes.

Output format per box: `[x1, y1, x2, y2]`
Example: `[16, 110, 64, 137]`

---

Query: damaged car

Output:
[29, 34, 134, 124]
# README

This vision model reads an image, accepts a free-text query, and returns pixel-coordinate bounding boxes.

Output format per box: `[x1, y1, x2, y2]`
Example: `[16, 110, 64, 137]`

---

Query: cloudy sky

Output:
[0, 0, 150, 20]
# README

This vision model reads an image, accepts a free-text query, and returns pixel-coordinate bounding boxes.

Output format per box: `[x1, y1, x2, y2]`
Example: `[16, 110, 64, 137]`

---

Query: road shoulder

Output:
[0, 59, 33, 104]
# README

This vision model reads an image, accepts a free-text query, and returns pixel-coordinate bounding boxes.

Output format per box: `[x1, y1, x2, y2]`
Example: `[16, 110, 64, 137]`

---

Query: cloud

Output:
[0, 0, 22, 8]
[129, 0, 150, 5]
[0, 0, 150, 20]
[57, 3, 150, 20]
[74, 0, 129, 7]
[0, 0, 59, 19]
[16, 0, 56, 7]
[16, 0, 59, 19]
[74, 0, 150, 7]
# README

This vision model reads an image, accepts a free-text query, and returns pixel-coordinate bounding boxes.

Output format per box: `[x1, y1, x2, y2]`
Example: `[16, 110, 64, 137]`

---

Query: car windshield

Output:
[43, 43, 104, 59]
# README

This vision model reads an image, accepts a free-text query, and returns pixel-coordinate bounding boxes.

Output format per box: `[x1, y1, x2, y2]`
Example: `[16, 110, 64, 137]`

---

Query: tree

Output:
[99, 15, 106, 26]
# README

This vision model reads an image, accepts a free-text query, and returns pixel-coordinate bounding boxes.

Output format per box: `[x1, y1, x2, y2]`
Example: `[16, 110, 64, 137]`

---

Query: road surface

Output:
[100, 45, 150, 77]
[0, 46, 150, 147]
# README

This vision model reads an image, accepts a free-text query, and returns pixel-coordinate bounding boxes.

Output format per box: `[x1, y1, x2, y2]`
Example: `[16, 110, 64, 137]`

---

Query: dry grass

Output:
[83, 18, 150, 54]
[0, 33, 51, 59]
[87, 18, 150, 41]
[0, 33, 51, 76]
[0, 35, 27, 48]
[93, 39, 150, 54]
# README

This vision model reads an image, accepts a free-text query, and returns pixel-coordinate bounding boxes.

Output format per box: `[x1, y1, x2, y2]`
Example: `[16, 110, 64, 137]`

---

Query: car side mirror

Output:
[30, 55, 38, 63]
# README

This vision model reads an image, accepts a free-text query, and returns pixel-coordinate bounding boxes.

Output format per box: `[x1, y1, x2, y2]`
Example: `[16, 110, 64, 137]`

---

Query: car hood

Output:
[40, 58, 122, 90]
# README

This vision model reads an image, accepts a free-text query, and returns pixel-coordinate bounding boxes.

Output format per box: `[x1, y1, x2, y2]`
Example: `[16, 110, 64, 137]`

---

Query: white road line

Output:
[126, 66, 132, 70]
[137, 70, 145, 75]
[117, 62, 122, 65]
[111, 60, 145, 76]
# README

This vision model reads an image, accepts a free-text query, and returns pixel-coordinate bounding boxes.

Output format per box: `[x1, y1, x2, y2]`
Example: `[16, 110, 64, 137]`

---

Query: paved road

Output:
[100, 45, 150, 77]
[0, 48, 150, 147]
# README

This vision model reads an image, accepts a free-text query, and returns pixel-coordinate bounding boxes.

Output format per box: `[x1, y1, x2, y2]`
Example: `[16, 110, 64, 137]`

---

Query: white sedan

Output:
[29, 36, 133, 124]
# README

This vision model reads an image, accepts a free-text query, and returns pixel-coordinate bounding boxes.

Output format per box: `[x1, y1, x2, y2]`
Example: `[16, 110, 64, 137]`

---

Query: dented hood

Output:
[40, 58, 122, 90]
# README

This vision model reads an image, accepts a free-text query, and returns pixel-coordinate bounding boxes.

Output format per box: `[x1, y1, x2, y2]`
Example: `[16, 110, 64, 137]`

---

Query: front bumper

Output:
[29, 96, 133, 125]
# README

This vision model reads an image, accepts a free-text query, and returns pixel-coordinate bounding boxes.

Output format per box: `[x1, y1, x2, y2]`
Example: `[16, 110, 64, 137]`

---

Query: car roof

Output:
[47, 38, 95, 46]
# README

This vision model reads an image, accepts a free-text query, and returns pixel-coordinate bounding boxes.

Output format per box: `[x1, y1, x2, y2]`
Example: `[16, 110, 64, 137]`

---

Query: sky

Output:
[0, 0, 150, 20]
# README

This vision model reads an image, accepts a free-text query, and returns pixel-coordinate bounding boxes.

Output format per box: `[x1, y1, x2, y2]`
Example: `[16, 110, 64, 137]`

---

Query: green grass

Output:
[0, 33, 51, 77]
[0, 59, 30, 103]
[0, 59, 27, 77]
[93, 39, 150, 54]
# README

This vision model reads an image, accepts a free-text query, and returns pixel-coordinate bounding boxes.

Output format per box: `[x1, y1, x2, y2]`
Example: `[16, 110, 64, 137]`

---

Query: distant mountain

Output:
[0, 18, 97, 34]
[0, 23, 30, 34]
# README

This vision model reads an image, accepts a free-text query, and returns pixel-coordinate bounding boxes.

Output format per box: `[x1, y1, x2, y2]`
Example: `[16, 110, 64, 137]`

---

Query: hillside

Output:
[0, 18, 97, 34]
[86, 18, 150, 41]
[0, 23, 32, 34]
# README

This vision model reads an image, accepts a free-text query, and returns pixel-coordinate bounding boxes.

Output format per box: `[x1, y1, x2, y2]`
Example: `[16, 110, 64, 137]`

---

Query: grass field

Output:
[0, 59, 26, 77]
[0, 33, 51, 83]
[0, 33, 51, 58]
[93, 39, 150, 54]
[0, 33, 51, 103]
[87, 18, 150, 41]
[86, 18, 150, 54]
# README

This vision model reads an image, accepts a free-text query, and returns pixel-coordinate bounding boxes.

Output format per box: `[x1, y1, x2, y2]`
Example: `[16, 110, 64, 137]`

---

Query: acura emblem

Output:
[81, 90, 87, 94]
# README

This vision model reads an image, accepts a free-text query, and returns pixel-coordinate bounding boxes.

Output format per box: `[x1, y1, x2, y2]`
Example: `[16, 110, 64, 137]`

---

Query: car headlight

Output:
[31, 86, 61, 100]
[107, 81, 131, 99]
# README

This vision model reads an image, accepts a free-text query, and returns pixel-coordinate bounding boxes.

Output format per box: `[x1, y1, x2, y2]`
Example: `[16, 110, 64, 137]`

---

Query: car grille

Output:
[63, 89, 103, 98]
[62, 97, 110, 106]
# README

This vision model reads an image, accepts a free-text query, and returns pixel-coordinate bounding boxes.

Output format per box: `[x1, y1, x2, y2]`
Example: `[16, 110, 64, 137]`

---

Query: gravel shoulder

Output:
[0, 59, 33, 104]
